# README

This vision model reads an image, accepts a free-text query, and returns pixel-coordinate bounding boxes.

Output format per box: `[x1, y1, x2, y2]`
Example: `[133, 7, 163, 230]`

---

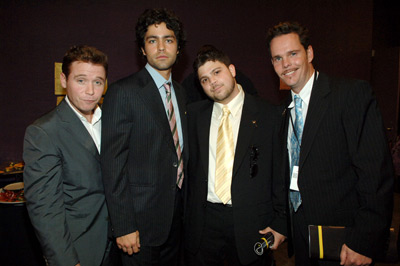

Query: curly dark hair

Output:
[193, 45, 231, 76]
[266, 21, 310, 54]
[135, 8, 186, 57]
[62, 45, 108, 78]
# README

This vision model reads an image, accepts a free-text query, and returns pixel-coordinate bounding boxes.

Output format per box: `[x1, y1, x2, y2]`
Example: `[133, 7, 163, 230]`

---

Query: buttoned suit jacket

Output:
[23, 100, 109, 266]
[184, 93, 287, 265]
[279, 72, 394, 259]
[101, 68, 188, 246]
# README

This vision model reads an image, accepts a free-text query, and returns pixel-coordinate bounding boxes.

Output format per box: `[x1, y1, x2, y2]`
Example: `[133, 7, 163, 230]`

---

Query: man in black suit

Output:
[184, 45, 287, 266]
[23, 45, 112, 266]
[101, 8, 187, 266]
[266, 21, 394, 266]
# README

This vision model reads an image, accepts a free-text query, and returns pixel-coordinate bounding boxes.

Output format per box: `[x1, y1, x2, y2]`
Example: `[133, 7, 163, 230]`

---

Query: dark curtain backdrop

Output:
[0, 0, 375, 161]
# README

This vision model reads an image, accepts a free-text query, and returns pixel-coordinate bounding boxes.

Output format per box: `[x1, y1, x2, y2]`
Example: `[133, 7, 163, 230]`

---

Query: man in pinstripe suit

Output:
[101, 8, 187, 266]
[267, 21, 394, 266]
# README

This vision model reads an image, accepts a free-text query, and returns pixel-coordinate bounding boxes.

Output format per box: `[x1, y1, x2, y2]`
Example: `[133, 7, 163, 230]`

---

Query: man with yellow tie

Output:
[184, 45, 287, 266]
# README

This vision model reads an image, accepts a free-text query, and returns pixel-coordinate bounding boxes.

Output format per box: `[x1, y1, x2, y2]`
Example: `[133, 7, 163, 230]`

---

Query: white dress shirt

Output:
[287, 71, 317, 167]
[65, 96, 102, 153]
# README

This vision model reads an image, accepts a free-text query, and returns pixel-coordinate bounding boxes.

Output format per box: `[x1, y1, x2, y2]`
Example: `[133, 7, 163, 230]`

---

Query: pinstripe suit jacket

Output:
[101, 68, 188, 246]
[280, 72, 394, 259]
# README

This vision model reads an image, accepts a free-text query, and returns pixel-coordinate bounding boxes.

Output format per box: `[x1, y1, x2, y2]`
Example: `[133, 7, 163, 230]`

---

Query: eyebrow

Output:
[74, 74, 105, 81]
[199, 66, 222, 80]
[145, 35, 176, 40]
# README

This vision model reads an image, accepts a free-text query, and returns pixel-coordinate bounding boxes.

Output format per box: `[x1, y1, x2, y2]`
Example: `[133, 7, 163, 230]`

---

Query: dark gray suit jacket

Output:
[184, 93, 287, 265]
[101, 68, 188, 246]
[280, 72, 394, 259]
[23, 100, 109, 266]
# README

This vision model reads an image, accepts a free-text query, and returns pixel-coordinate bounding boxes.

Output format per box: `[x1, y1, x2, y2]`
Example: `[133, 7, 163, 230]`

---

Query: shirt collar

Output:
[145, 63, 172, 90]
[214, 84, 245, 119]
[289, 71, 316, 108]
[65, 96, 101, 124]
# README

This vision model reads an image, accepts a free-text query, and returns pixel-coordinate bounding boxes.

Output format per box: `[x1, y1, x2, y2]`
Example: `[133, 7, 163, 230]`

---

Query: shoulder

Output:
[28, 105, 61, 130]
[107, 68, 153, 92]
[245, 93, 281, 116]
[321, 72, 371, 94]
[188, 99, 212, 114]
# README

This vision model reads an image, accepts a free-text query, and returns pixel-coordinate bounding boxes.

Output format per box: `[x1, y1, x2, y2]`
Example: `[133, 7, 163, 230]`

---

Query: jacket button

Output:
[173, 162, 178, 167]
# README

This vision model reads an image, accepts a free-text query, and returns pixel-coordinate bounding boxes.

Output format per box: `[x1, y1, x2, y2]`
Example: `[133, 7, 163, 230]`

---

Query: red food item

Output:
[0, 189, 25, 202]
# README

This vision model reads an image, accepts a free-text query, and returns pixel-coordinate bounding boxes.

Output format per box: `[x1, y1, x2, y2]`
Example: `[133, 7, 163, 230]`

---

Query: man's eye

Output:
[94, 81, 103, 86]
[201, 78, 208, 84]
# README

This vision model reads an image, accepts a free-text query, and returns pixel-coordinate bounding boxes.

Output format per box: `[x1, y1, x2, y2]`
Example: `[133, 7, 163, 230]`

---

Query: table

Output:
[0, 173, 46, 266]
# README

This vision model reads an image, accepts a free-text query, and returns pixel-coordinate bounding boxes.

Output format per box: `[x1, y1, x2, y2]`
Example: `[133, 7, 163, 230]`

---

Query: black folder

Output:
[308, 225, 398, 263]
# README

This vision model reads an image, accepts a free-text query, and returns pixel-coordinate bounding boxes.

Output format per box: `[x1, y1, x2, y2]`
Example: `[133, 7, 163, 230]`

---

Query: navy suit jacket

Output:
[101, 68, 188, 246]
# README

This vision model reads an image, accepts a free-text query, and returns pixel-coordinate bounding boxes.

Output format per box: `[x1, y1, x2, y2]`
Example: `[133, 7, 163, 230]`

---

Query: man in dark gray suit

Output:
[267, 21, 394, 266]
[101, 8, 187, 266]
[23, 45, 111, 266]
[184, 45, 287, 266]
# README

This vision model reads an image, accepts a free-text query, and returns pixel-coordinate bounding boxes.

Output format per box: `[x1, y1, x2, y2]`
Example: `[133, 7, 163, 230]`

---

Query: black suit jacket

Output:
[23, 100, 109, 266]
[184, 93, 287, 265]
[280, 72, 394, 259]
[101, 68, 188, 246]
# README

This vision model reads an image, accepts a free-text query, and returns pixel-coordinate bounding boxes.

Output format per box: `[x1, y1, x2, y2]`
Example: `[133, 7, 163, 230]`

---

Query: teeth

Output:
[284, 70, 295, 76]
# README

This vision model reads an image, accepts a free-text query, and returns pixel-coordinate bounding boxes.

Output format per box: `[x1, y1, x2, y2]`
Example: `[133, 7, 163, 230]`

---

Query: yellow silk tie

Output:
[215, 105, 234, 204]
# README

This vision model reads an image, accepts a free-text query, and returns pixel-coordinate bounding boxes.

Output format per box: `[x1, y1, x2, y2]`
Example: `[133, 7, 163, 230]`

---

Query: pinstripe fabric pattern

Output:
[280, 72, 394, 259]
[101, 68, 188, 246]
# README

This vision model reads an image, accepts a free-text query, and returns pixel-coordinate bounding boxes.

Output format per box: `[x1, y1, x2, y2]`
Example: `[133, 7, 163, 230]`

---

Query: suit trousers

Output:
[185, 202, 273, 266]
[121, 188, 183, 266]
[292, 206, 338, 266]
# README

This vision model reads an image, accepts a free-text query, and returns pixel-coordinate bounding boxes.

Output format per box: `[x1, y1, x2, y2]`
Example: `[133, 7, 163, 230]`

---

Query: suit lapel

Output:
[198, 103, 213, 177]
[173, 81, 188, 156]
[299, 73, 331, 168]
[57, 100, 100, 161]
[232, 94, 258, 178]
[136, 70, 176, 153]
[280, 98, 291, 185]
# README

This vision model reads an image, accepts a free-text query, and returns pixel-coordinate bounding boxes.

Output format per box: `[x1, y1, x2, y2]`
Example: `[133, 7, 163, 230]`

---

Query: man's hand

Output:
[259, 227, 286, 250]
[340, 244, 372, 266]
[116, 230, 141, 255]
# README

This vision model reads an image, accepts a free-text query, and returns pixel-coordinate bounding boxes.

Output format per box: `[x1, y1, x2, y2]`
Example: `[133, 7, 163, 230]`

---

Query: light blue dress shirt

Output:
[145, 63, 184, 150]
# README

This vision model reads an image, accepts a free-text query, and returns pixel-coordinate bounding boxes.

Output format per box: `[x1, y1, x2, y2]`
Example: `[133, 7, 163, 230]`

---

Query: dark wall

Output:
[0, 0, 374, 162]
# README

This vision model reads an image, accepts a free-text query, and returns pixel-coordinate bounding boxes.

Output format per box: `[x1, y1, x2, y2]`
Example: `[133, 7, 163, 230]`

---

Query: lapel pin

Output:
[252, 120, 258, 128]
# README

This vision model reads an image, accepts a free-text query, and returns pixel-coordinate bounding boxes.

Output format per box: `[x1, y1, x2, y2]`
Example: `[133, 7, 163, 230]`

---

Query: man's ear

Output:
[307, 45, 314, 63]
[60, 72, 67, 89]
[228, 64, 236, 78]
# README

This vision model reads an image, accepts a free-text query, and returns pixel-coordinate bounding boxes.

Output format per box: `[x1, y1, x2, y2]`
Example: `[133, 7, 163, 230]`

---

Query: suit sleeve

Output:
[342, 81, 394, 258]
[101, 83, 138, 237]
[269, 105, 288, 236]
[23, 125, 79, 266]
